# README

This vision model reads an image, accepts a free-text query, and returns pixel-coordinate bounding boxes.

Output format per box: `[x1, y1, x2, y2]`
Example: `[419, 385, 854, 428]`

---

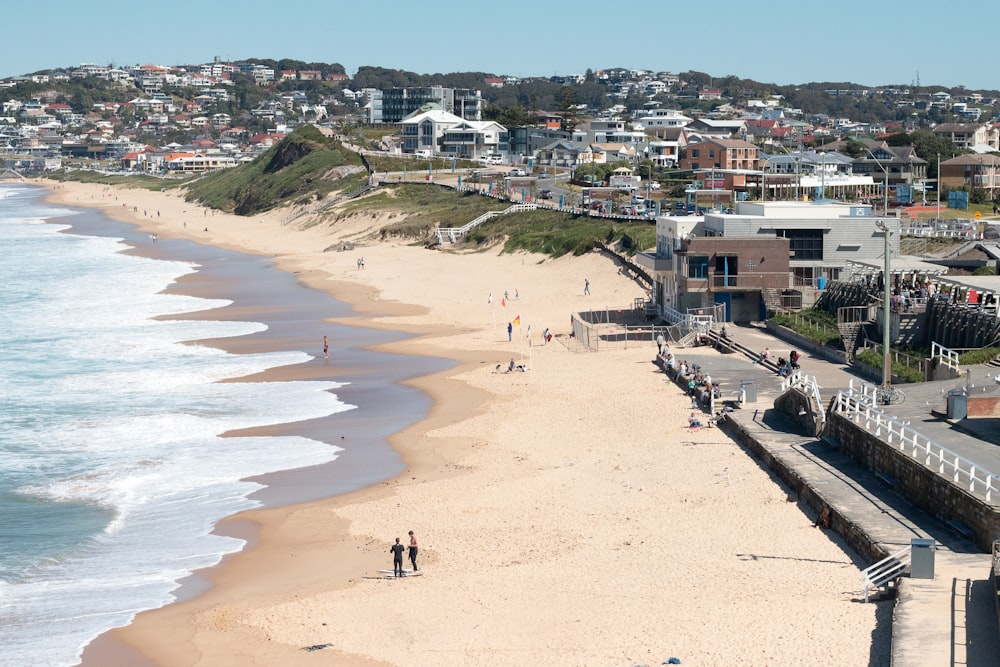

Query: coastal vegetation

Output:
[185, 126, 365, 214]
[329, 185, 655, 257]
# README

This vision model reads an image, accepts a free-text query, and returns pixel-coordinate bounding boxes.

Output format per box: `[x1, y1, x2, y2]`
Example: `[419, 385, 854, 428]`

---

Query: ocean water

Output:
[0, 185, 353, 666]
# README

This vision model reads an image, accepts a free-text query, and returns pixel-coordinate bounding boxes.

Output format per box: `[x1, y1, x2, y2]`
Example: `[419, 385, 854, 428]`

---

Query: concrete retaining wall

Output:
[825, 411, 1000, 551]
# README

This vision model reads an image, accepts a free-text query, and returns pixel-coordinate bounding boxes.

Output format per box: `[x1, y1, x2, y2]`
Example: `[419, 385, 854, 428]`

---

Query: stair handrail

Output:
[436, 203, 537, 244]
[781, 369, 825, 424]
[861, 545, 912, 602]
[930, 341, 960, 371]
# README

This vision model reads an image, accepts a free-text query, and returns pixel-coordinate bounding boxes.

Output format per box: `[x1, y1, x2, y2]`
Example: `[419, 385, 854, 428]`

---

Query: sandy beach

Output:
[37, 179, 888, 666]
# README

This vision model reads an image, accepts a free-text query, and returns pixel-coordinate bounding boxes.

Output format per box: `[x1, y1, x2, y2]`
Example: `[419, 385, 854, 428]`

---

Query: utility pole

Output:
[877, 218, 892, 399]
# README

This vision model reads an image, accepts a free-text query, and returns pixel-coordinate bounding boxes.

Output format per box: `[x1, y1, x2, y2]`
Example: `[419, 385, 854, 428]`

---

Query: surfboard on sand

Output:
[378, 569, 422, 577]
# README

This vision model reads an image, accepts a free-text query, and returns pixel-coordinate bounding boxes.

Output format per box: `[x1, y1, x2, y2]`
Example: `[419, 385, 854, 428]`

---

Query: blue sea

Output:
[0, 184, 356, 666]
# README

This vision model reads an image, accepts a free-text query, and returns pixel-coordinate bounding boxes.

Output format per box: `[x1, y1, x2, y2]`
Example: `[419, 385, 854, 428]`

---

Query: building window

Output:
[688, 256, 709, 279]
[778, 229, 824, 261]
[691, 149, 699, 158]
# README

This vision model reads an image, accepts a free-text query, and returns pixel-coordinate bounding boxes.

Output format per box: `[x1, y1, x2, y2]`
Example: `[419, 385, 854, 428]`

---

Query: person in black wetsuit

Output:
[390, 538, 406, 577]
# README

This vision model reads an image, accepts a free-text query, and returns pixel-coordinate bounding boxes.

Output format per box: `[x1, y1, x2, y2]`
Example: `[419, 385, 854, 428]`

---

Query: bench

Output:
[875, 471, 898, 489]
[947, 519, 975, 539]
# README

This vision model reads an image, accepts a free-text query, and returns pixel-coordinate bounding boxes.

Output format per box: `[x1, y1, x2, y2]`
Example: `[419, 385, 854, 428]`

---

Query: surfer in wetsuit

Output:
[390, 538, 406, 577]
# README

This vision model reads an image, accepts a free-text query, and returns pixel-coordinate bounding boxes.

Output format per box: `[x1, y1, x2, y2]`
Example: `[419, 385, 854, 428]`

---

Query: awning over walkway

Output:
[847, 256, 950, 277]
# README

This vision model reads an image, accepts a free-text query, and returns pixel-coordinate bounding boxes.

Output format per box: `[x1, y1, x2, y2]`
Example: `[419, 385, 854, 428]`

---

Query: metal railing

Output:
[833, 389, 1000, 503]
[931, 341, 960, 372]
[710, 273, 791, 289]
[861, 545, 912, 602]
[781, 369, 826, 424]
[436, 203, 537, 243]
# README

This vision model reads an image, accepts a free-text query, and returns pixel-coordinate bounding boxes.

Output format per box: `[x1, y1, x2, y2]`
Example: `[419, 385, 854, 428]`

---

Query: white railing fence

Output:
[436, 203, 537, 244]
[931, 341, 960, 372]
[833, 389, 999, 503]
[861, 545, 912, 602]
[781, 369, 826, 424]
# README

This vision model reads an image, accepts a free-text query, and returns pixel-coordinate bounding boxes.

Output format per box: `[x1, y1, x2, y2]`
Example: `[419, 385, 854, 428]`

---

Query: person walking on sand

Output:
[408, 530, 419, 571]
[323, 335, 329, 359]
[390, 538, 406, 578]
[584, 278, 590, 296]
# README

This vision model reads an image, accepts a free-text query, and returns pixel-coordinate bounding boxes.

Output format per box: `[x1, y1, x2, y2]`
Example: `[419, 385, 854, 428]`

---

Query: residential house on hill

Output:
[680, 138, 760, 195]
[932, 123, 999, 151]
[940, 153, 1000, 196]
[851, 142, 928, 191]
[400, 109, 507, 159]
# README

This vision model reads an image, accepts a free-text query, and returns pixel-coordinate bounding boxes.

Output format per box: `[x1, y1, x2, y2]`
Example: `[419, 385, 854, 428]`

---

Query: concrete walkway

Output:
[674, 324, 999, 667]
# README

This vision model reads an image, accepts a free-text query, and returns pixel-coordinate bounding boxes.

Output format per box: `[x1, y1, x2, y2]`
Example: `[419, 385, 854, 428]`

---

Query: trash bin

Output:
[947, 389, 967, 420]
[910, 538, 935, 579]
[817, 276, 827, 290]
[740, 379, 757, 404]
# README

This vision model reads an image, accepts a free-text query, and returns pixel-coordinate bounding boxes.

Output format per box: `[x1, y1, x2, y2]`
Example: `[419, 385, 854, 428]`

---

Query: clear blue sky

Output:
[3, 0, 996, 90]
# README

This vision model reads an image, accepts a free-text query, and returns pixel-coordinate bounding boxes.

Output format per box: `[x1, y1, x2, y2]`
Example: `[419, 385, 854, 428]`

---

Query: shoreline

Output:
[38, 181, 497, 666]
[30, 179, 885, 666]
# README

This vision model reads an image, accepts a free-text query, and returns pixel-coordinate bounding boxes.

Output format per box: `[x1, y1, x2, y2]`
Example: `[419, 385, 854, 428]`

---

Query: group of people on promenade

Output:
[758, 347, 800, 377]
[389, 530, 419, 578]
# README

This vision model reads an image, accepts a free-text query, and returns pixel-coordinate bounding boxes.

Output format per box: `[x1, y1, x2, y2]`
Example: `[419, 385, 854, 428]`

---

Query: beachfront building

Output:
[636, 200, 901, 323]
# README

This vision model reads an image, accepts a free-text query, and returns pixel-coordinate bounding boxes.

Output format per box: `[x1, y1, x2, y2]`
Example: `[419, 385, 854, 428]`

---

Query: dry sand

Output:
[40, 180, 886, 666]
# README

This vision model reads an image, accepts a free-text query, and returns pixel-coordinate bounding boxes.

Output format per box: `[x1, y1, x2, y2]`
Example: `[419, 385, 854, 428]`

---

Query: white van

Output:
[414, 149, 432, 158]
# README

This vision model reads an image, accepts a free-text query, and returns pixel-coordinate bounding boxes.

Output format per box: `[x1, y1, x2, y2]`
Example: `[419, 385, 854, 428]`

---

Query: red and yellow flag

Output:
[513, 315, 521, 326]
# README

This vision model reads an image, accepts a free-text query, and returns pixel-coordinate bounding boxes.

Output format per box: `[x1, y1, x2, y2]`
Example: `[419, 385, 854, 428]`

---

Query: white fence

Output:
[781, 369, 826, 425]
[832, 390, 1000, 503]
[435, 203, 537, 243]
[931, 341, 960, 372]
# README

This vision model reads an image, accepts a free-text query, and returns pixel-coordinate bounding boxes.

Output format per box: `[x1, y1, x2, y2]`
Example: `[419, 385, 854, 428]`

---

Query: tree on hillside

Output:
[555, 86, 582, 132]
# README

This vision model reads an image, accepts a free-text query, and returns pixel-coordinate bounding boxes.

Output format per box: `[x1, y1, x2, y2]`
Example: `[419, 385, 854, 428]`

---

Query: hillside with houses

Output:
[2, 59, 999, 208]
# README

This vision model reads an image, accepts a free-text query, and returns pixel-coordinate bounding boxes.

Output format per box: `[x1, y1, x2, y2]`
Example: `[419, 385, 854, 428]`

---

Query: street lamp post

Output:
[876, 218, 892, 399]
[866, 148, 889, 215]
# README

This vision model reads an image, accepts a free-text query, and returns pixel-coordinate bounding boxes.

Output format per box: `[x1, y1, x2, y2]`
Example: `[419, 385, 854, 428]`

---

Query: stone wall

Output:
[774, 387, 824, 438]
[825, 412, 1000, 551]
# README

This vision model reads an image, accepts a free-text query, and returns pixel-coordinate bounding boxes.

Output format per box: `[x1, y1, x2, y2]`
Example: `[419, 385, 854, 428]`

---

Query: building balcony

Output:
[710, 273, 790, 290]
[635, 251, 672, 272]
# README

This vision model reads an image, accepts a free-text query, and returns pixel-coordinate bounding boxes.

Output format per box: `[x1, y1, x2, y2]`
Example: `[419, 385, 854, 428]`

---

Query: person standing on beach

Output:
[390, 538, 406, 577]
[507, 321, 513, 341]
[408, 530, 419, 571]
[584, 278, 590, 295]
[323, 336, 329, 359]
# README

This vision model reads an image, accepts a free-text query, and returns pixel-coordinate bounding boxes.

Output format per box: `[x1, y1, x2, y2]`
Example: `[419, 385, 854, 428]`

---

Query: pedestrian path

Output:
[676, 324, 999, 665]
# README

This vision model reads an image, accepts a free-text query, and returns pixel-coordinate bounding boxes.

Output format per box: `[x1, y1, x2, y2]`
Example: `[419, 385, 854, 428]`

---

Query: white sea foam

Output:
[0, 186, 355, 665]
